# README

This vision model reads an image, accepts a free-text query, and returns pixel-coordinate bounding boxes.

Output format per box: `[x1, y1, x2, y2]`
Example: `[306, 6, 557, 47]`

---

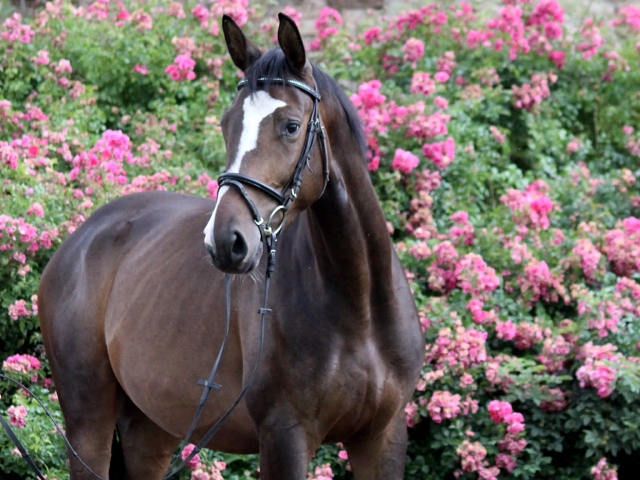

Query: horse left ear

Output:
[222, 14, 262, 72]
[277, 13, 307, 74]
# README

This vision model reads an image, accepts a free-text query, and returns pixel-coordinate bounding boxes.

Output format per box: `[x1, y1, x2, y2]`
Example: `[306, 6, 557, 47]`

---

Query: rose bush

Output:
[2, 1, 640, 479]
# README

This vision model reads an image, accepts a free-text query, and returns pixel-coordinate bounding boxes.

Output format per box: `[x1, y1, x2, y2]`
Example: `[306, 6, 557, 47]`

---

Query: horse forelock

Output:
[244, 49, 292, 92]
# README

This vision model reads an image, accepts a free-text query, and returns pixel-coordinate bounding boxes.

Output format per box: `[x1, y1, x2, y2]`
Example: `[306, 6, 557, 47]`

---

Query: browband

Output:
[237, 77, 321, 101]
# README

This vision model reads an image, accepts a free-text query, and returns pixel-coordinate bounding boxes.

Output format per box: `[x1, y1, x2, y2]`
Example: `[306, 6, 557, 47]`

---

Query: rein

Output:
[0, 270, 271, 480]
[0, 374, 101, 480]
[0, 76, 328, 480]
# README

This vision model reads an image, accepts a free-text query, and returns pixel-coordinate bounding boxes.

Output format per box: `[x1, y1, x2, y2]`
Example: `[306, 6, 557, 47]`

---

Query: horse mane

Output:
[243, 49, 367, 161]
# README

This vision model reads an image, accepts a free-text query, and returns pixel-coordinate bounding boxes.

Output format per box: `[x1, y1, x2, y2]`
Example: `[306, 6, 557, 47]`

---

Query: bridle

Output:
[0, 76, 330, 480]
[217, 76, 329, 246]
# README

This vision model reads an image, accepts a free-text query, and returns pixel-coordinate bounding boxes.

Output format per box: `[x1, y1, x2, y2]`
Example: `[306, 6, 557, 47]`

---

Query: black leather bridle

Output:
[217, 76, 329, 243]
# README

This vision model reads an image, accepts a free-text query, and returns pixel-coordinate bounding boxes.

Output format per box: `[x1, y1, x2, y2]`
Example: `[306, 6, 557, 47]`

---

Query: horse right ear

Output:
[222, 15, 262, 72]
[277, 13, 306, 74]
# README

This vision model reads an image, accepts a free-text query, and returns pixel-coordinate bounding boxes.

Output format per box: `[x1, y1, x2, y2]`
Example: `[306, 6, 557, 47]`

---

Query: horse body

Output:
[38, 14, 424, 480]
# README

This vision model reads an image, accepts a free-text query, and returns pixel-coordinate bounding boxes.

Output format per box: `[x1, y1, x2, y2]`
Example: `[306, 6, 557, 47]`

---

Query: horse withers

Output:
[38, 14, 425, 480]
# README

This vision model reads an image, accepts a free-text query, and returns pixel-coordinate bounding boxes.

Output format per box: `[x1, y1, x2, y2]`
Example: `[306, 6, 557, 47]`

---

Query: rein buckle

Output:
[197, 379, 222, 391]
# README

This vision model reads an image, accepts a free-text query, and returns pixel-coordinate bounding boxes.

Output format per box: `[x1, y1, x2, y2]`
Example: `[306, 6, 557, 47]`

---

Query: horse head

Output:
[204, 14, 330, 274]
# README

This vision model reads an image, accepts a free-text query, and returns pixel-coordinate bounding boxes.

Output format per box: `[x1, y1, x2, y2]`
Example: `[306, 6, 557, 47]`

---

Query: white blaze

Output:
[204, 91, 286, 248]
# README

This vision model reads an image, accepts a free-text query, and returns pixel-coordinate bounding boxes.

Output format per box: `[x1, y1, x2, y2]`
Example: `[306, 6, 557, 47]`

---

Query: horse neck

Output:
[306, 124, 393, 307]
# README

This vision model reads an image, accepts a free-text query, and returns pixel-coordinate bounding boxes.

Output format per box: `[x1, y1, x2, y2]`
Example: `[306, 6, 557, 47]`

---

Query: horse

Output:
[38, 13, 424, 480]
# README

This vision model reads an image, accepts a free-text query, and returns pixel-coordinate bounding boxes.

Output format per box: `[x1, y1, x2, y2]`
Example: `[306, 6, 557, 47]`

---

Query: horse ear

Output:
[222, 14, 262, 72]
[277, 13, 307, 73]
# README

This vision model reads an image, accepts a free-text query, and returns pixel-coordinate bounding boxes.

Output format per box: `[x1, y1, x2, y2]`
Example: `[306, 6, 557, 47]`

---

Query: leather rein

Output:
[0, 76, 328, 480]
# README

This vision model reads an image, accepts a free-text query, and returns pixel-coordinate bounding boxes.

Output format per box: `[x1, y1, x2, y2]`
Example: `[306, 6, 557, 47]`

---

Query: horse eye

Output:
[284, 122, 300, 136]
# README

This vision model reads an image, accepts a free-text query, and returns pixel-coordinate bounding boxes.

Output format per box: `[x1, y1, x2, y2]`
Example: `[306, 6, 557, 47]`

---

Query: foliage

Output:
[2, 1, 640, 479]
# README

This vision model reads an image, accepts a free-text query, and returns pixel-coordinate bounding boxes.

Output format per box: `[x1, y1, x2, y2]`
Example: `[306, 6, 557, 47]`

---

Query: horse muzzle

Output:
[207, 225, 264, 274]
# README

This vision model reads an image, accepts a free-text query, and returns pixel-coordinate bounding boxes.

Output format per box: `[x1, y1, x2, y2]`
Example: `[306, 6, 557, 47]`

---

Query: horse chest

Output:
[253, 321, 402, 439]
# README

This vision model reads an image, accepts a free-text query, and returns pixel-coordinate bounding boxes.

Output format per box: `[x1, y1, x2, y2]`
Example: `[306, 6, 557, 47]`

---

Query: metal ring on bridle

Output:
[264, 205, 286, 237]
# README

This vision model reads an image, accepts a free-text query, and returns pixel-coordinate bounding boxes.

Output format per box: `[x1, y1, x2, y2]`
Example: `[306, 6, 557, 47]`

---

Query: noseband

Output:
[217, 77, 329, 241]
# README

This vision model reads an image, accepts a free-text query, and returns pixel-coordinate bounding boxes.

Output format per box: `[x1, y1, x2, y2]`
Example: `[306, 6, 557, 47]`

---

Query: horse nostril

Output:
[230, 230, 248, 261]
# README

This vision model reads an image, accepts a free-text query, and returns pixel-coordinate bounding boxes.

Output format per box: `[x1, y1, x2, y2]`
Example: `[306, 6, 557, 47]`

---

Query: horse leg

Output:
[116, 397, 181, 480]
[343, 411, 409, 480]
[257, 414, 319, 480]
[51, 358, 123, 480]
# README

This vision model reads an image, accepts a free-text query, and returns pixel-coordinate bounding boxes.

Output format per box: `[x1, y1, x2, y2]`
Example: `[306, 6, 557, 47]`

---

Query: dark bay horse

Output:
[38, 14, 424, 480]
